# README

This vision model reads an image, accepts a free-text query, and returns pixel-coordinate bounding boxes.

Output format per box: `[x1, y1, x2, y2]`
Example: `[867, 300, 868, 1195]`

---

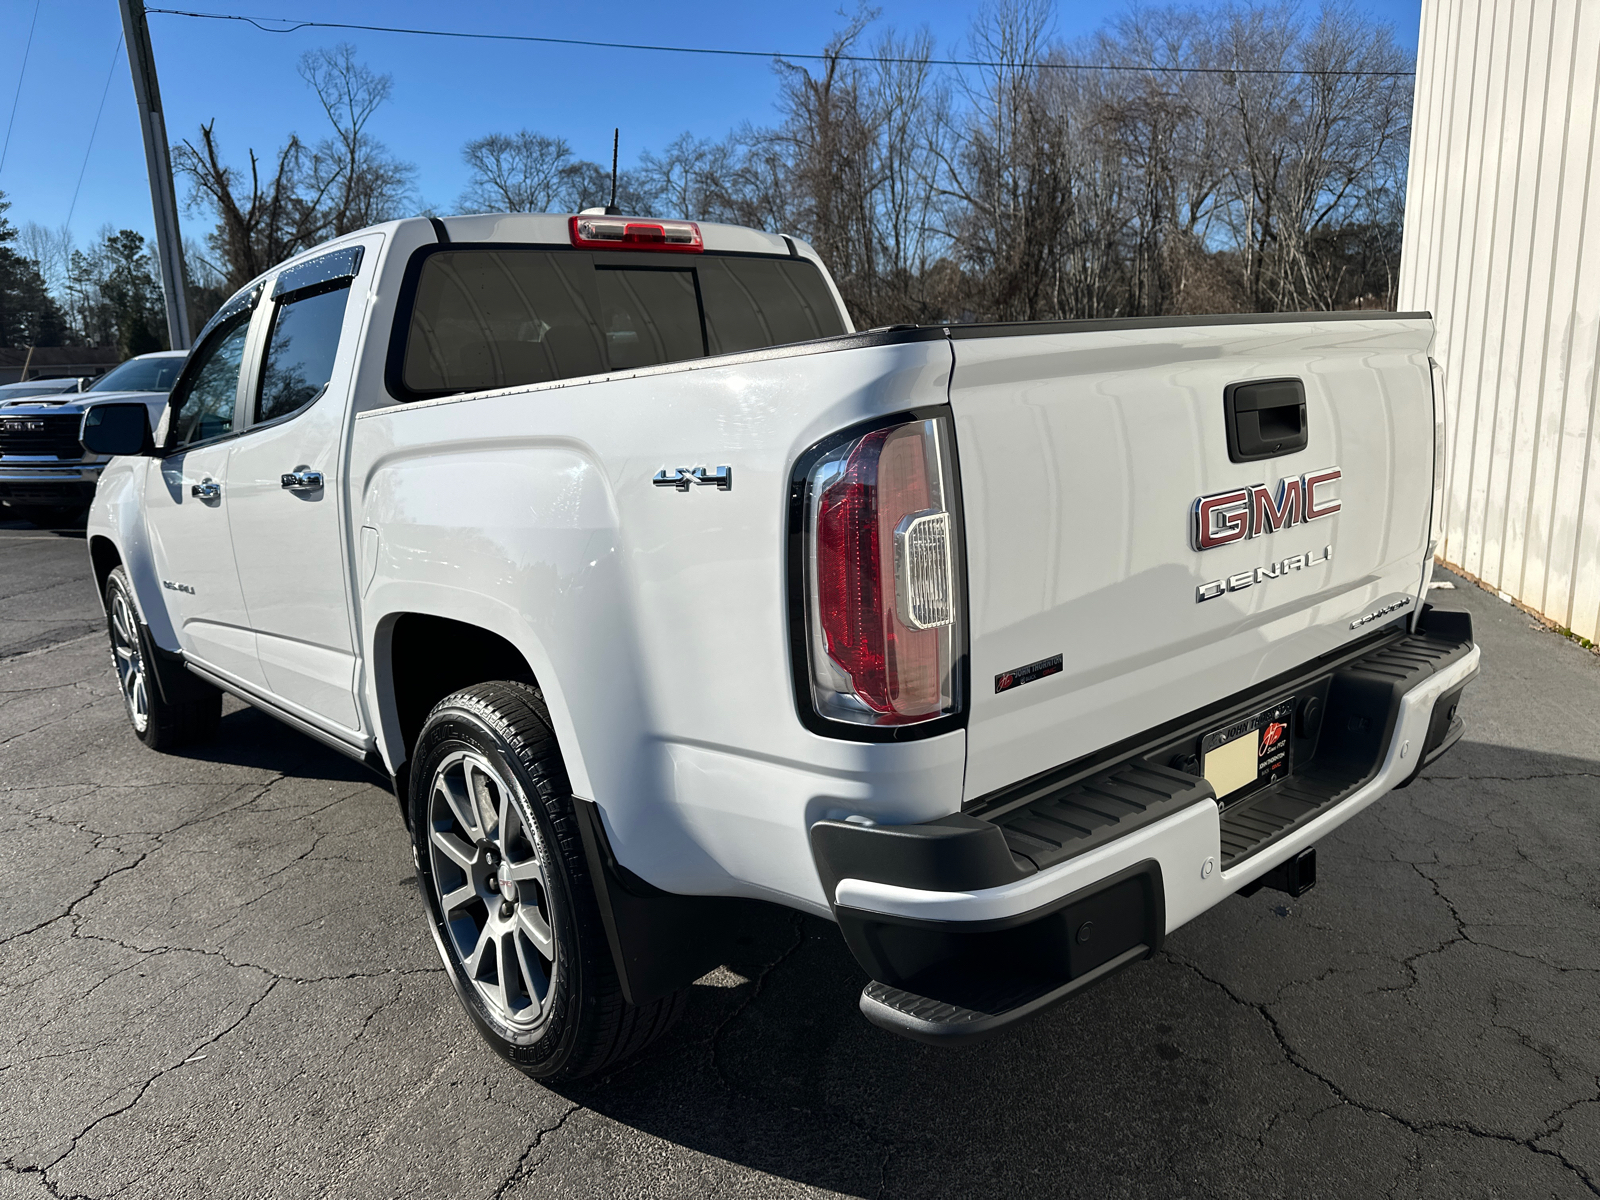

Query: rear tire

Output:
[409, 680, 685, 1081]
[104, 566, 221, 751]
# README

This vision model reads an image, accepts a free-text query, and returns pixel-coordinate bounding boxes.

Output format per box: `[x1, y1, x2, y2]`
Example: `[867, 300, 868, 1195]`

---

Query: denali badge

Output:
[1192, 467, 1341, 551]
[652, 465, 732, 492]
[1197, 545, 1333, 602]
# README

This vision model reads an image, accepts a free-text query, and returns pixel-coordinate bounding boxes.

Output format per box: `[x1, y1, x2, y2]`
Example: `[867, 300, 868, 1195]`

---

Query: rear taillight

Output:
[800, 415, 964, 729]
[569, 215, 703, 253]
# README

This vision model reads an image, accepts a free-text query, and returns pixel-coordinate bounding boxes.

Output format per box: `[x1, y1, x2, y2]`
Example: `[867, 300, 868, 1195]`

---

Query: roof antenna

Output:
[606, 128, 621, 215]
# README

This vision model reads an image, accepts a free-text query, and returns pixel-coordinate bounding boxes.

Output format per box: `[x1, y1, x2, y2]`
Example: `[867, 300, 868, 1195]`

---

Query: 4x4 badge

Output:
[652, 465, 732, 492]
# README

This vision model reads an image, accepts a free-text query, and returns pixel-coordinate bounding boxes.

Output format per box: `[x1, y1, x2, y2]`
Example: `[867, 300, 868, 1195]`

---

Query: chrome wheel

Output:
[109, 587, 149, 734]
[427, 749, 558, 1032]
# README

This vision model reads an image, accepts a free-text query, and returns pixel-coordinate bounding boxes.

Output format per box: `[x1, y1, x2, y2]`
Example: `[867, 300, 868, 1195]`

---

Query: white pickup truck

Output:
[82, 211, 1479, 1080]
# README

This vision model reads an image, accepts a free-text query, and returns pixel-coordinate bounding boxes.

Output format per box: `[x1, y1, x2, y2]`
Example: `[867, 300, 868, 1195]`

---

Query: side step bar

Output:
[859, 945, 1148, 1044]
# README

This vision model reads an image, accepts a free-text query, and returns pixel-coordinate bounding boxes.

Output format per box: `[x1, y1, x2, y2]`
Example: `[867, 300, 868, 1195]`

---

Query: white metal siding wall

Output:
[1400, 0, 1600, 642]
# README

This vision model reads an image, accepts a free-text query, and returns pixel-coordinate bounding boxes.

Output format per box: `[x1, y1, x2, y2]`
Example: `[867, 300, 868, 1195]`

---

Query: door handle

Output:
[280, 469, 324, 492]
[191, 479, 221, 500]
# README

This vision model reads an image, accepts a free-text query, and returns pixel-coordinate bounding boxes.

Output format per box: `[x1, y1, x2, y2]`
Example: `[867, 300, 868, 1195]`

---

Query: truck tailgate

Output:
[949, 316, 1435, 802]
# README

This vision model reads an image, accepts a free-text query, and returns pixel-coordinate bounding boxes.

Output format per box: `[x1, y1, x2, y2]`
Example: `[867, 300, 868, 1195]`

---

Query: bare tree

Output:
[175, 123, 333, 290]
[176, 44, 414, 296]
[298, 44, 414, 234]
[637, 133, 722, 219]
[156, 6, 1412, 332]
[943, 0, 1067, 321]
[1216, 3, 1411, 311]
[460, 131, 577, 213]
[18, 222, 73, 298]
[739, 14, 953, 325]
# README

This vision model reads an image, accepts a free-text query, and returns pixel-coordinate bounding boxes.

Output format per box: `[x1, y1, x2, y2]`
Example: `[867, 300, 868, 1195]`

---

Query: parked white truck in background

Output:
[81, 211, 1479, 1080]
[0, 351, 186, 525]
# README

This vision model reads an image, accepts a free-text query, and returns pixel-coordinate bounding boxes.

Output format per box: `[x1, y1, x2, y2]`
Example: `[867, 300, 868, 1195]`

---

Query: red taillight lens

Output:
[804, 416, 962, 727]
[569, 214, 703, 253]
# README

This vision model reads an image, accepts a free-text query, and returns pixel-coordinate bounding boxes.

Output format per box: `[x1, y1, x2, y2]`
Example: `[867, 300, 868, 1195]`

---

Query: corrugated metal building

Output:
[1399, 0, 1600, 642]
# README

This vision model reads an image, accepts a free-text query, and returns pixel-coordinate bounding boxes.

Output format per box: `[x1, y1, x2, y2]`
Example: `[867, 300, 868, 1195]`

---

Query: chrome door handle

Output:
[280, 470, 324, 492]
[190, 479, 220, 500]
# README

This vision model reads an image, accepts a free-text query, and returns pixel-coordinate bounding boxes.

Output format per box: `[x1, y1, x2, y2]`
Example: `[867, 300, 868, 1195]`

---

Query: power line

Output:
[145, 8, 1417, 78]
[67, 32, 126, 230]
[0, 0, 44, 179]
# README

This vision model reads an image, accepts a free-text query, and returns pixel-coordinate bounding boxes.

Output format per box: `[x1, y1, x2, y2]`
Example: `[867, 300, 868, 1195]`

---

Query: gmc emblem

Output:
[5, 419, 45, 431]
[1192, 467, 1341, 551]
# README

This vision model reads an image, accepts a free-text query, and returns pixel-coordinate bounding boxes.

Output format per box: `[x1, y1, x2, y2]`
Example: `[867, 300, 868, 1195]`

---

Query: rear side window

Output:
[256, 285, 351, 423]
[392, 248, 846, 401]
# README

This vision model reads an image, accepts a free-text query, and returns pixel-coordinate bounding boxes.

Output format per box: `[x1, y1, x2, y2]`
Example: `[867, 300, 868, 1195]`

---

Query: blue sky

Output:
[0, 0, 1422, 256]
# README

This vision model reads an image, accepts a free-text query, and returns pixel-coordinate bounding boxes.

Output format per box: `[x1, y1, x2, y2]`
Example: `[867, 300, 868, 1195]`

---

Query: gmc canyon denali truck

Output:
[81, 212, 1478, 1081]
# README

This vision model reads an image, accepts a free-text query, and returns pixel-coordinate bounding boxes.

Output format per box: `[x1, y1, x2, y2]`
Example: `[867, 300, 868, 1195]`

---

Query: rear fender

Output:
[356, 448, 737, 892]
[347, 336, 962, 908]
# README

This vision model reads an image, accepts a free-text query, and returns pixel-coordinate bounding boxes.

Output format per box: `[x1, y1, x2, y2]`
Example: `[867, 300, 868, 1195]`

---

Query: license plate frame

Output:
[1200, 700, 1295, 807]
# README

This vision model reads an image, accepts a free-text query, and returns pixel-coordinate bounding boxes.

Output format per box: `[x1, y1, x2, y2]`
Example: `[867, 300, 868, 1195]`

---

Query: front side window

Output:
[256, 284, 352, 423]
[167, 315, 250, 450]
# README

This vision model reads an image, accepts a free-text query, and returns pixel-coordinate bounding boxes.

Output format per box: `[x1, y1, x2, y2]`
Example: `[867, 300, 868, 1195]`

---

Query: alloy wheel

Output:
[109, 589, 149, 734]
[426, 749, 559, 1032]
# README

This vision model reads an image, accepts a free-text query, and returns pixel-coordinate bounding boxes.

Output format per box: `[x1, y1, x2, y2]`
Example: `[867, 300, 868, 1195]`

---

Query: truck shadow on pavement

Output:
[541, 739, 1600, 1198]
[187, 697, 380, 785]
[152, 700, 1600, 1197]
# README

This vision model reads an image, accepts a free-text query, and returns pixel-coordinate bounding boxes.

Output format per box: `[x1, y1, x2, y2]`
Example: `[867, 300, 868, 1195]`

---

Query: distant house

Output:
[1400, 0, 1600, 645]
[0, 346, 122, 386]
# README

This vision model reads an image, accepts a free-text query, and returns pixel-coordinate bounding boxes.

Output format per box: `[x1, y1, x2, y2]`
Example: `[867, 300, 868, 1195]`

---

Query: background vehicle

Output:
[0, 349, 185, 525]
[82, 212, 1477, 1079]
[0, 378, 88, 401]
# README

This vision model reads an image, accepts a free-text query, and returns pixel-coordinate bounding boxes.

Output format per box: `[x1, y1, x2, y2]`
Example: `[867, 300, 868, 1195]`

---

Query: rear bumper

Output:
[811, 608, 1480, 1043]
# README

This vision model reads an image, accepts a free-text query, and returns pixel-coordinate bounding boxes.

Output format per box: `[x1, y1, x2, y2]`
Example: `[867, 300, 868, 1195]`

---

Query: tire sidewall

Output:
[409, 697, 583, 1074]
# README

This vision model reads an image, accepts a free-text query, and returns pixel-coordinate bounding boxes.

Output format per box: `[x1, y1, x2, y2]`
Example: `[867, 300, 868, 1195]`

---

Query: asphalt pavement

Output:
[2, 518, 1598, 1199]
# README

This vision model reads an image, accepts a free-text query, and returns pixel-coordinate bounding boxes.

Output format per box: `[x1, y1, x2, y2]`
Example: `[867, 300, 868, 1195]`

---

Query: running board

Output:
[184, 660, 382, 774]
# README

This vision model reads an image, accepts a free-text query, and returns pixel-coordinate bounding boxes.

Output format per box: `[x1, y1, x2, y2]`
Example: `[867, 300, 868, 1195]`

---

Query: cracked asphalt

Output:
[3, 515, 1598, 1199]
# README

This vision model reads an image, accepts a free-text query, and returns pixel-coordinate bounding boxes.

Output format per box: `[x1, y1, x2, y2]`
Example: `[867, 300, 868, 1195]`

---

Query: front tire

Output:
[104, 566, 221, 751]
[409, 681, 684, 1081]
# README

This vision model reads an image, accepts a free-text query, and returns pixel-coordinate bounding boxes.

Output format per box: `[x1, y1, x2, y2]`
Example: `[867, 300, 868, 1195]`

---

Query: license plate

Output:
[1201, 700, 1294, 805]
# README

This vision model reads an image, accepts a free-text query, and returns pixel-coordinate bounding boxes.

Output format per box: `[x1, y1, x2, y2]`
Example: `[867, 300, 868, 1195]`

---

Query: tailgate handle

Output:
[1224, 378, 1307, 462]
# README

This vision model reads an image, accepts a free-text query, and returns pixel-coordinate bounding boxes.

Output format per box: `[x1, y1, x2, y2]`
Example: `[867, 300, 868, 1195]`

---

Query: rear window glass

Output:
[595, 267, 704, 370]
[395, 248, 845, 400]
[699, 257, 845, 354]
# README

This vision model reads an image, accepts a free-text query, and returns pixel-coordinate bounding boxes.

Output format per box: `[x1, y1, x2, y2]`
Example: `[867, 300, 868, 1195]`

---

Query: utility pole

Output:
[118, 0, 191, 351]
